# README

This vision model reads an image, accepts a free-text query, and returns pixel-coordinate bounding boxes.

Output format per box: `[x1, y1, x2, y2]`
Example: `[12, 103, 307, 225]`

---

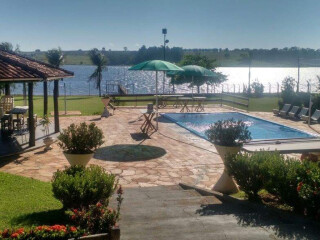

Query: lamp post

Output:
[162, 28, 169, 93]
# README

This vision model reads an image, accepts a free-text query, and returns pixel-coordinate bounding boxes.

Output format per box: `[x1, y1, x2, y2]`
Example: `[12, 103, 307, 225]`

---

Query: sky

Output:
[1, 0, 320, 51]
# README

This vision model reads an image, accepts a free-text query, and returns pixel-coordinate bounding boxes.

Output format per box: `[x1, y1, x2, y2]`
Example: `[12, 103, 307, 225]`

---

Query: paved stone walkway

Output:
[1, 107, 319, 189]
[119, 185, 320, 240]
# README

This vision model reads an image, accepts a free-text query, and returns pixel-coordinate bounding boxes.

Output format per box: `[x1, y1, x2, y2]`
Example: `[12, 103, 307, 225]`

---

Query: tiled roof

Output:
[0, 50, 74, 82]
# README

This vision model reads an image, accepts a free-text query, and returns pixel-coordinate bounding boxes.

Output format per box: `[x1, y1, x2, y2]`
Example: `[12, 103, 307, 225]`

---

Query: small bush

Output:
[205, 119, 251, 146]
[58, 122, 104, 154]
[225, 152, 264, 200]
[52, 165, 117, 209]
[261, 153, 302, 209]
[251, 81, 264, 97]
[297, 161, 320, 218]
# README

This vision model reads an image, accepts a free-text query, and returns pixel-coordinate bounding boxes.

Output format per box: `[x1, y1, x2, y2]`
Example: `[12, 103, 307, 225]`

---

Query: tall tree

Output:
[46, 48, 64, 133]
[88, 48, 107, 97]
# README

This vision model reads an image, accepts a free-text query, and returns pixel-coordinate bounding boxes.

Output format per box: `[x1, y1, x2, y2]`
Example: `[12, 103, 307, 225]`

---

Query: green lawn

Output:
[0, 172, 67, 229]
[12, 94, 279, 117]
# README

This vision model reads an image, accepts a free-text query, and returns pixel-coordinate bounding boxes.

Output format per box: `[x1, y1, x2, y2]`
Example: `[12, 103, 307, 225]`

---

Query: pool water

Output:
[162, 112, 316, 141]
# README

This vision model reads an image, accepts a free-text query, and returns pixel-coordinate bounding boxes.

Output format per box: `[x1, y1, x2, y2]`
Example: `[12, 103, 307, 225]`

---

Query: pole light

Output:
[162, 28, 169, 94]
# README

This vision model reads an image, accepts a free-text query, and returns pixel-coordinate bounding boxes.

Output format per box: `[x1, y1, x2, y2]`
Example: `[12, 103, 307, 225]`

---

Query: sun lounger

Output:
[301, 109, 320, 123]
[296, 107, 309, 120]
[273, 104, 291, 115]
[286, 106, 300, 118]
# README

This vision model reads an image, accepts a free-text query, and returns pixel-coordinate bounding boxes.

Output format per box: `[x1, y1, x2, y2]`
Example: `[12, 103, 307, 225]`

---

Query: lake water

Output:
[10, 65, 320, 95]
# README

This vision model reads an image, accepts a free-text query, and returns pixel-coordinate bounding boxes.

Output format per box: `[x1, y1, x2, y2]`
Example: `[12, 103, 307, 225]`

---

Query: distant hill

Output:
[23, 46, 320, 67]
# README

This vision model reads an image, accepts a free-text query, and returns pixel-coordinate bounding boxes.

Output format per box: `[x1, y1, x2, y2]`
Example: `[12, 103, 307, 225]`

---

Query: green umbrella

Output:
[129, 60, 183, 130]
[167, 65, 220, 95]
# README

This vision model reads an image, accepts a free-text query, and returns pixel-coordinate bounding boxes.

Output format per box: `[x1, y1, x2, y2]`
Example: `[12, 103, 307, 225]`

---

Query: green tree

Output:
[88, 48, 108, 97]
[0, 42, 13, 51]
[180, 54, 216, 69]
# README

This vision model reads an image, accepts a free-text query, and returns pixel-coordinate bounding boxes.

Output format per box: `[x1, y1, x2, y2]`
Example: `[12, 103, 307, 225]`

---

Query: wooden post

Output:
[4, 83, 10, 95]
[28, 82, 35, 147]
[23, 82, 27, 105]
[43, 80, 48, 116]
[53, 79, 60, 133]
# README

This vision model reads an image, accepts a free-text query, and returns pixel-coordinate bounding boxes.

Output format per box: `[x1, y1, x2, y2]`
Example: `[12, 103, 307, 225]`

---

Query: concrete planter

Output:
[63, 152, 94, 167]
[213, 144, 240, 194]
[43, 136, 54, 151]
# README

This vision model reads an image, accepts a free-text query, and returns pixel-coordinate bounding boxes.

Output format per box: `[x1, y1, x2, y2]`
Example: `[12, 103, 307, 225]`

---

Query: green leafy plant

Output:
[70, 186, 123, 235]
[52, 165, 117, 209]
[297, 161, 320, 218]
[205, 119, 251, 146]
[225, 152, 264, 200]
[260, 153, 302, 209]
[58, 122, 104, 154]
[40, 115, 52, 136]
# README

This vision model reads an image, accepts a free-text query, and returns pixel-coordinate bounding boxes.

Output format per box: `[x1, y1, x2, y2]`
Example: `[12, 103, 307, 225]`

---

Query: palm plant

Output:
[46, 47, 64, 132]
[88, 49, 107, 97]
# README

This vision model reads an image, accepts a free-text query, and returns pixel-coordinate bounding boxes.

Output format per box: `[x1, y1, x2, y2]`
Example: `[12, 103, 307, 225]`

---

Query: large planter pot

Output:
[213, 144, 241, 194]
[63, 152, 94, 167]
[43, 136, 54, 151]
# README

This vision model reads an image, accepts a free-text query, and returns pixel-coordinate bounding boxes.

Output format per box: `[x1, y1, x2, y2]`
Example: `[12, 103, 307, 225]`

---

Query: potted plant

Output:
[40, 115, 53, 151]
[205, 119, 251, 194]
[58, 122, 104, 166]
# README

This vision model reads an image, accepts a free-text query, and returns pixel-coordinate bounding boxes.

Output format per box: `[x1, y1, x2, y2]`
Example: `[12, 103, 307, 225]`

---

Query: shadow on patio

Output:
[196, 197, 320, 240]
[94, 144, 166, 162]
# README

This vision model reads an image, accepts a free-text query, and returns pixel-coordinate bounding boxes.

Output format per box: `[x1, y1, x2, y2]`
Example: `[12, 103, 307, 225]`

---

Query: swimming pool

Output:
[162, 112, 317, 141]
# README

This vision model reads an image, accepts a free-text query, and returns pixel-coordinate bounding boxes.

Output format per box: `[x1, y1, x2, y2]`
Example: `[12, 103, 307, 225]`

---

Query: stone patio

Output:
[1, 106, 319, 189]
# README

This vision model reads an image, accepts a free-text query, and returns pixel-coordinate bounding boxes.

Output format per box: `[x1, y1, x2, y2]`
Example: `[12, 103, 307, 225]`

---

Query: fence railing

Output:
[109, 93, 249, 111]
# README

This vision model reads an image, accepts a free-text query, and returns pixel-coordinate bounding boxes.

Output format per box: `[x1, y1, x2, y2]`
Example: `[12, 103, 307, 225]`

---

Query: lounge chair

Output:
[301, 109, 320, 123]
[286, 106, 300, 118]
[273, 104, 291, 115]
[296, 107, 309, 120]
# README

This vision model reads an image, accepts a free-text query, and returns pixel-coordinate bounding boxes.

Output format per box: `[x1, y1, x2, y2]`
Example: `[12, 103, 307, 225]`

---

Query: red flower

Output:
[96, 202, 103, 208]
[10, 233, 19, 238]
[2, 229, 9, 237]
[73, 209, 78, 214]
[297, 182, 303, 192]
[70, 226, 77, 232]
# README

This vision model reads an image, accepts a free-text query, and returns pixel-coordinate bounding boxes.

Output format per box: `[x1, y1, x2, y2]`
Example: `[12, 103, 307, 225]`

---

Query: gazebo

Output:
[0, 50, 74, 148]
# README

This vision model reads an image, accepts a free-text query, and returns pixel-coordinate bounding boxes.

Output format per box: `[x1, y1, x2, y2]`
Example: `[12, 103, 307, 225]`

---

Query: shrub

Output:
[251, 81, 264, 97]
[205, 119, 251, 146]
[260, 153, 302, 209]
[297, 161, 320, 218]
[58, 122, 104, 154]
[0, 225, 84, 239]
[225, 152, 264, 200]
[52, 165, 117, 209]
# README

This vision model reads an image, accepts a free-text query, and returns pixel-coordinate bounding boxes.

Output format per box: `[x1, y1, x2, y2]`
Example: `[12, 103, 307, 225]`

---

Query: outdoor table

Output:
[192, 97, 206, 112]
[154, 95, 184, 108]
[179, 97, 192, 113]
[140, 110, 156, 133]
[9, 106, 28, 131]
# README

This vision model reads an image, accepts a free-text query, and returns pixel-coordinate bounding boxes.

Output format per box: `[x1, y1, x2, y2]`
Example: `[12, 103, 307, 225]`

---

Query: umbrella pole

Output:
[156, 71, 159, 130]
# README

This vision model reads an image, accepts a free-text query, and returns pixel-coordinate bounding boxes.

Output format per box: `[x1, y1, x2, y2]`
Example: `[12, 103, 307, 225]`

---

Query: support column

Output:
[4, 83, 10, 95]
[28, 82, 35, 147]
[23, 82, 27, 106]
[43, 80, 48, 116]
[53, 79, 60, 133]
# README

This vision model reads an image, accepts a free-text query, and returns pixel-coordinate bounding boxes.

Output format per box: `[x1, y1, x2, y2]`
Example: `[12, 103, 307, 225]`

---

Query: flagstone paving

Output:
[1, 107, 319, 189]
